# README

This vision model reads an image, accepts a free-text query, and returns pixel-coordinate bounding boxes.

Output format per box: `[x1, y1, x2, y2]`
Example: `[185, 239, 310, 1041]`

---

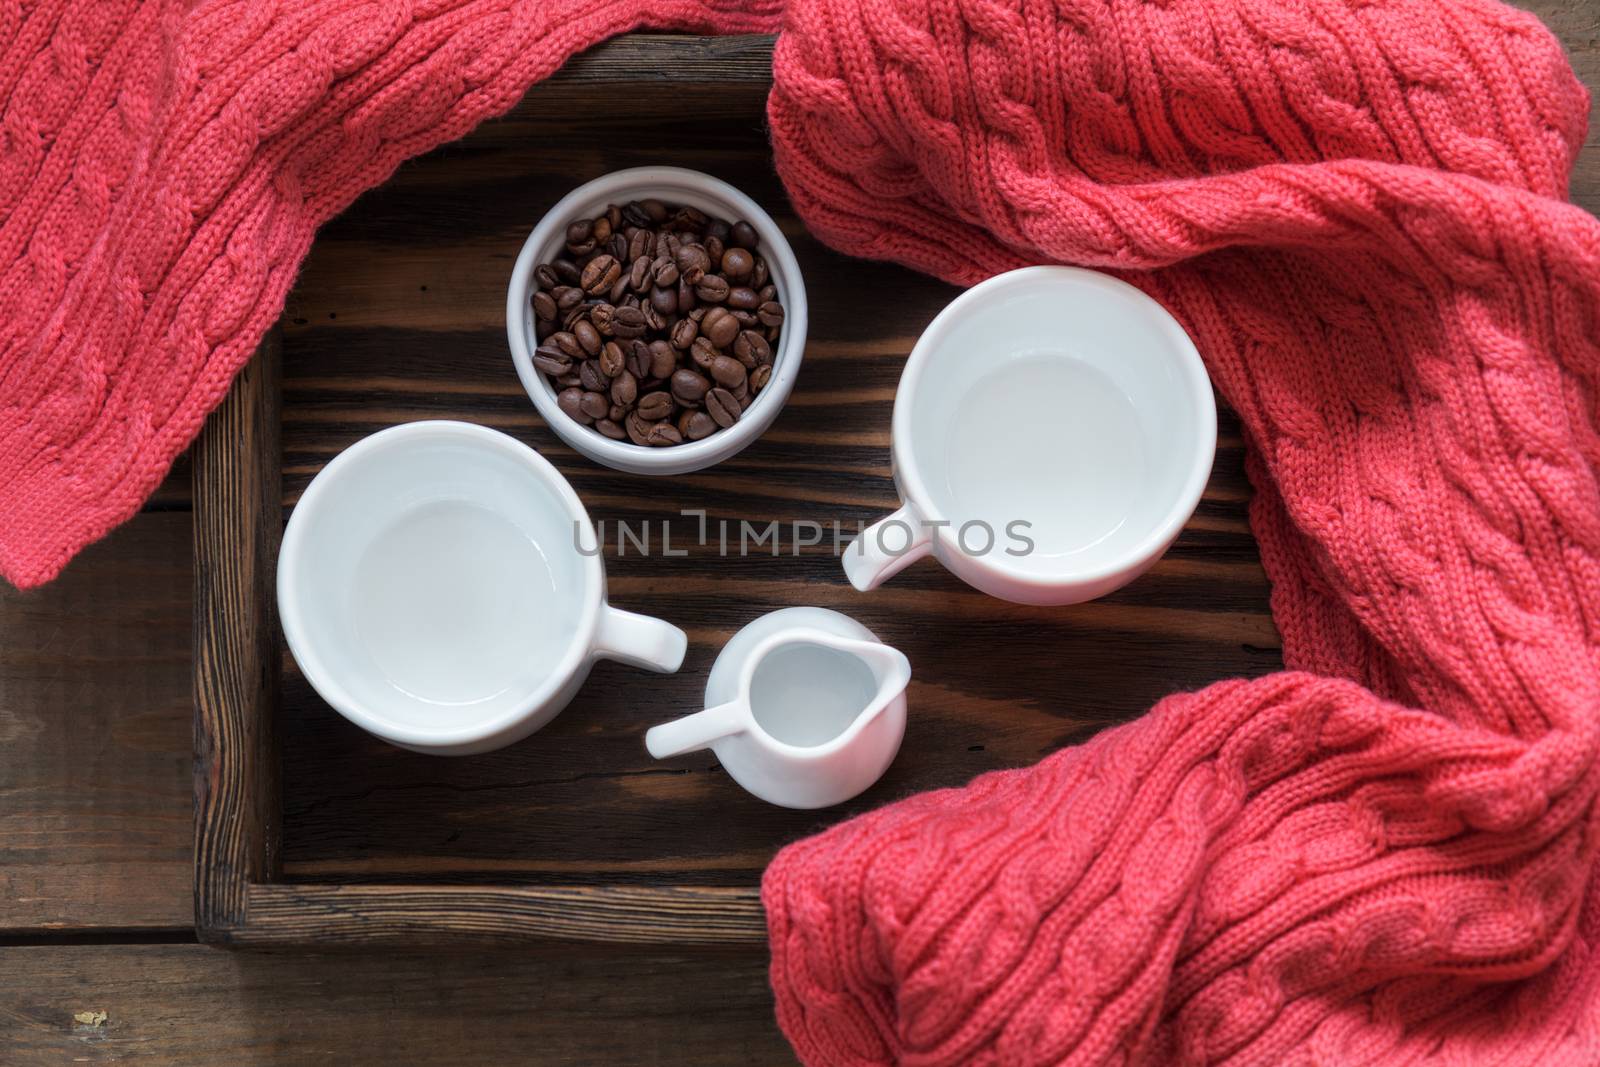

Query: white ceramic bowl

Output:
[277, 421, 686, 756]
[507, 167, 808, 475]
[844, 266, 1216, 606]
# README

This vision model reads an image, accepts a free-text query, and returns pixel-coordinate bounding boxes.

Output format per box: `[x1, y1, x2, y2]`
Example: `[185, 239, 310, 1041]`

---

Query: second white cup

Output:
[844, 267, 1216, 606]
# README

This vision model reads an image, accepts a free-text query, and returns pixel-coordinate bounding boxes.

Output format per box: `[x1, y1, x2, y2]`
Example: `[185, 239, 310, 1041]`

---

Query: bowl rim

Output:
[506, 166, 808, 475]
[892, 265, 1218, 587]
[276, 419, 605, 748]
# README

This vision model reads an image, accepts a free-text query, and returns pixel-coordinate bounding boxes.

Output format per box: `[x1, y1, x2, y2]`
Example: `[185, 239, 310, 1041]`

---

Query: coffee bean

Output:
[749, 256, 769, 289]
[596, 418, 625, 440]
[637, 390, 674, 422]
[625, 411, 651, 446]
[533, 344, 572, 376]
[721, 247, 753, 281]
[627, 228, 652, 262]
[578, 360, 609, 393]
[677, 277, 697, 314]
[593, 215, 612, 243]
[734, 330, 770, 367]
[612, 305, 647, 339]
[644, 304, 668, 333]
[534, 264, 559, 290]
[732, 309, 758, 329]
[650, 322, 689, 361]
[690, 336, 719, 372]
[757, 300, 785, 328]
[703, 307, 740, 348]
[608, 403, 624, 422]
[554, 286, 584, 312]
[610, 369, 638, 407]
[671, 368, 711, 405]
[653, 257, 679, 287]
[638, 198, 668, 223]
[573, 320, 602, 356]
[706, 387, 740, 428]
[581, 254, 621, 295]
[730, 220, 759, 250]
[672, 205, 708, 232]
[648, 340, 677, 380]
[732, 379, 751, 409]
[566, 219, 592, 245]
[551, 331, 583, 360]
[728, 286, 759, 311]
[675, 243, 710, 283]
[555, 372, 581, 389]
[758, 284, 777, 303]
[649, 285, 677, 317]
[710, 355, 747, 389]
[750, 363, 772, 392]
[626, 340, 650, 378]
[579, 390, 609, 420]
[532, 290, 557, 321]
[646, 422, 684, 447]
[704, 218, 730, 243]
[681, 410, 717, 440]
[695, 275, 730, 303]
[599, 341, 626, 379]
[558, 387, 592, 425]
[629, 255, 651, 292]
[552, 258, 580, 285]
[704, 235, 725, 264]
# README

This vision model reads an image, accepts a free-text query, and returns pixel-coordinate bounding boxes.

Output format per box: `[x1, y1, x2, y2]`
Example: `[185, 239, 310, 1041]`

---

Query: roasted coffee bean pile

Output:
[530, 200, 785, 447]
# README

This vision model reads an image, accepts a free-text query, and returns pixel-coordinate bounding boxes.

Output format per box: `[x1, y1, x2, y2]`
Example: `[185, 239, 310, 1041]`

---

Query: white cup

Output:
[845, 266, 1216, 606]
[277, 421, 686, 755]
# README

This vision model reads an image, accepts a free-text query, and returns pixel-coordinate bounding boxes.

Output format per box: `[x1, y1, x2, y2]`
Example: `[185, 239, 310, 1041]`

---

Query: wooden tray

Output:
[192, 34, 1281, 948]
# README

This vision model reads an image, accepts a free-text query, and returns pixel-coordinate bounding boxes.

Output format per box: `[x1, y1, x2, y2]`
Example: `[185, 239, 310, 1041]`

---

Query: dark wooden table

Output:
[3, 7, 1596, 1062]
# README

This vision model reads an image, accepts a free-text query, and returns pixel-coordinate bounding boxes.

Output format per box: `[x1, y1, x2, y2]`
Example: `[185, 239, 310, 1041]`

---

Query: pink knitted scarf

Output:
[7, 1, 1600, 1063]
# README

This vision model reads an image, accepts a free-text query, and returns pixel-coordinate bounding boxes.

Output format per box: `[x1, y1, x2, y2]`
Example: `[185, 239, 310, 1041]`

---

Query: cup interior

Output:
[902, 268, 1213, 580]
[748, 640, 877, 748]
[280, 423, 596, 737]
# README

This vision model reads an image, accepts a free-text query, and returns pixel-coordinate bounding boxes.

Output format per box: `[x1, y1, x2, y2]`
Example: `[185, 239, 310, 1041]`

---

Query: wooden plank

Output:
[548, 33, 774, 84]
[236, 884, 765, 946]
[0, 944, 795, 1065]
[192, 334, 283, 941]
[0, 514, 192, 932]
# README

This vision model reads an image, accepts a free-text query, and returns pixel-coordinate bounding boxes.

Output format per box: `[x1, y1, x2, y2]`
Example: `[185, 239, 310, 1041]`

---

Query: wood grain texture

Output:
[192, 333, 283, 940]
[0, 516, 192, 932]
[239, 883, 765, 946]
[0, 944, 795, 1065]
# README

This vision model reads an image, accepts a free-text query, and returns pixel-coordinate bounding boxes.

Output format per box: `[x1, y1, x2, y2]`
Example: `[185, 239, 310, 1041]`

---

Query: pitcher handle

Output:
[843, 502, 933, 592]
[645, 700, 746, 759]
[594, 606, 686, 673]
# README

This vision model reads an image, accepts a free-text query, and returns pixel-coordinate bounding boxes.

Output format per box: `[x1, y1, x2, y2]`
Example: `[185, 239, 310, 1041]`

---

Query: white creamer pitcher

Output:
[644, 608, 910, 809]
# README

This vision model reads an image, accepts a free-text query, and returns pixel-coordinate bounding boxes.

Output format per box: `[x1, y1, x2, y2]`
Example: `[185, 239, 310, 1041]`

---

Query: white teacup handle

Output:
[593, 606, 687, 673]
[844, 502, 934, 592]
[645, 700, 746, 759]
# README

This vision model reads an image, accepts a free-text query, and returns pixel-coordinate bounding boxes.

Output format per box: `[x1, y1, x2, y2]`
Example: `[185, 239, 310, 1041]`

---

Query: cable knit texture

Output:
[761, 0, 1600, 1063]
[0, 0, 782, 588]
[5, 1, 1600, 1064]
